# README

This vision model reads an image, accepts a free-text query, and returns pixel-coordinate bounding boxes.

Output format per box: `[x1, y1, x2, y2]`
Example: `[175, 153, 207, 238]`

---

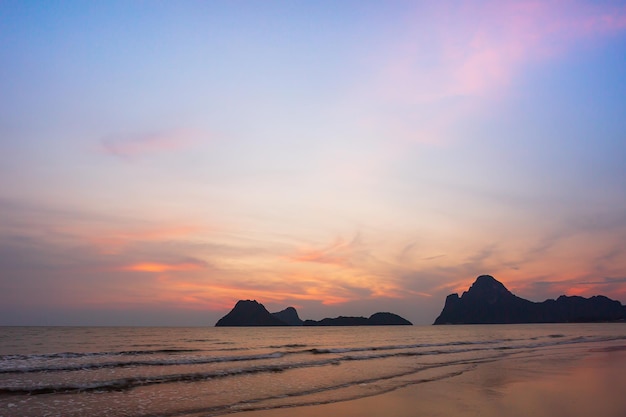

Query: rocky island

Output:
[434, 275, 626, 324]
[303, 312, 412, 326]
[215, 300, 412, 326]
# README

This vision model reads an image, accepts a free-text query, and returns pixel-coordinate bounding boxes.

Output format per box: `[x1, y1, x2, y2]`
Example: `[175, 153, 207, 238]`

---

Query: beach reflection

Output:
[500, 347, 626, 417]
[245, 345, 626, 417]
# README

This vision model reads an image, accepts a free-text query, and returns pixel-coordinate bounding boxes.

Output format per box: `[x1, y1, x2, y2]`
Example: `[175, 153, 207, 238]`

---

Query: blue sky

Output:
[1, 1, 626, 325]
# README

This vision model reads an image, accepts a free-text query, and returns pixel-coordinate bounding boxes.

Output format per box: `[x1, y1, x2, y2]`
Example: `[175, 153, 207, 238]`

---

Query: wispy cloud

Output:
[288, 234, 363, 267]
[88, 225, 203, 255]
[99, 128, 204, 159]
[356, 0, 626, 148]
[509, 274, 626, 302]
[399, 1, 626, 100]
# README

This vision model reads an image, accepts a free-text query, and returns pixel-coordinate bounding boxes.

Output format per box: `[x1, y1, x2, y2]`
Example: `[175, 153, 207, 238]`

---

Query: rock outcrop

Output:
[368, 312, 413, 325]
[434, 275, 626, 324]
[215, 300, 287, 326]
[272, 307, 303, 326]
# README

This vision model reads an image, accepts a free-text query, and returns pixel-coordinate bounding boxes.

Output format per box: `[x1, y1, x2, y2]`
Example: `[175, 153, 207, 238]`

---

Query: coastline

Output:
[241, 341, 626, 417]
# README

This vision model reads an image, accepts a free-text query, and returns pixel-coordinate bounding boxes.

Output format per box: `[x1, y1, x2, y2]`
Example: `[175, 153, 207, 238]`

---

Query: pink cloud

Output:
[379, 1, 626, 101]
[358, 0, 626, 147]
[100, 128, 203, 158]
[445, 1, 626, 97]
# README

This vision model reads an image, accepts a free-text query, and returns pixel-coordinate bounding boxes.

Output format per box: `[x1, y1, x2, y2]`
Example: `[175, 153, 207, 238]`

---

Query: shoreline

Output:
[241, 341, 626, 417]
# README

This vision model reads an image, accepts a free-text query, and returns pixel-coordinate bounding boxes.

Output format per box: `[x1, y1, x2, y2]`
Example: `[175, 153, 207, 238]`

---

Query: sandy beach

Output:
[243, 342, 626, 417]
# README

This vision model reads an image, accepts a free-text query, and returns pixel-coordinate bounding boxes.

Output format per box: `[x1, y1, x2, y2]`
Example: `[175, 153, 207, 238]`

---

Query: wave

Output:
[4, 333, 621, 375]
[0, 341, 489, 374]
[158, 361, 481, 417]
[305, 333, 600, 355]
[0, 353, 492, 398]
[0, 351, 287, 374]
[0, 357, 343, 396]
[308, 341, 484, 355]
[0, 348, 203, 362]
[0, 335, 596, 396]
[269, 343, 309, 349]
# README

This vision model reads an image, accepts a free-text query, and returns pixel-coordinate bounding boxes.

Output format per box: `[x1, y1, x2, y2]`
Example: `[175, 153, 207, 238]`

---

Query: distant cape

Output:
[215, 300, 412, 327]
[434, 275, 626, 325]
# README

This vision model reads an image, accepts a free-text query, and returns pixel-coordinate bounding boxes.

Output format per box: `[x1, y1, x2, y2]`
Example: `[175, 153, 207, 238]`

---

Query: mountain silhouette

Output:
[215, 301, 412, 326]
[272, 307, 303, 325]
[303, 312, 412, 326]
[215, 300, 287, 326]
[434, 275, 626, 324]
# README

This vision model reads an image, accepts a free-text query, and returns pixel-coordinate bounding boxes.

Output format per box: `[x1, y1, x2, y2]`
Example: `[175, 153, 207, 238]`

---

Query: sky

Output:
[1, 1, 626, 326]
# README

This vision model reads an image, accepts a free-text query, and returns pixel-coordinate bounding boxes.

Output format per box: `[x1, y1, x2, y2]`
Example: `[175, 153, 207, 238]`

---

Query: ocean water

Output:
[1, 324, 625, 417]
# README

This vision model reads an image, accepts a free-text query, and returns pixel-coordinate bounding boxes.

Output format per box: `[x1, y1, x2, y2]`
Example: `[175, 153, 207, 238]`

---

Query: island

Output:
[215, 300, 412, 326]
[303, 312, 412, 326]
[434, 275, 626, 324]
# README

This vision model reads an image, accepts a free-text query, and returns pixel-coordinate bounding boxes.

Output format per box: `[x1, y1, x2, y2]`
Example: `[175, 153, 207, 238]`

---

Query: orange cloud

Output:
[291, 250, 348, 266]
[149, 261, 411, 312]
[153, 280, 344, 310]
[122, 260, 206, 273]
[288, 236, 359, 267]
[89, 225, 202, 254]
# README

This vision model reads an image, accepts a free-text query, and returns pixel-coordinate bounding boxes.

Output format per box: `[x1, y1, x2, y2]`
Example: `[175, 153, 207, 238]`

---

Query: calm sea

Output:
[1, 324, 625, 417]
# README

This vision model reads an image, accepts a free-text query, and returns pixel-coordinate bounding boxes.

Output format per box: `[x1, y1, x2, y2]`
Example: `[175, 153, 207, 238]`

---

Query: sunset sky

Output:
[1, 1, 626, 325]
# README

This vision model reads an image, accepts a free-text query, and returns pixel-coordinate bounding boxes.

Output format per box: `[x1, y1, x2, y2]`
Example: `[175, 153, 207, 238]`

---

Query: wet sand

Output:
[243, 342, 626, 417]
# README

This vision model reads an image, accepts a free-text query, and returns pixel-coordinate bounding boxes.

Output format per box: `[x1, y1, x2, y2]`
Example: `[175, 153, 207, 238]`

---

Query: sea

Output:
[1, 324, 625, 417]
